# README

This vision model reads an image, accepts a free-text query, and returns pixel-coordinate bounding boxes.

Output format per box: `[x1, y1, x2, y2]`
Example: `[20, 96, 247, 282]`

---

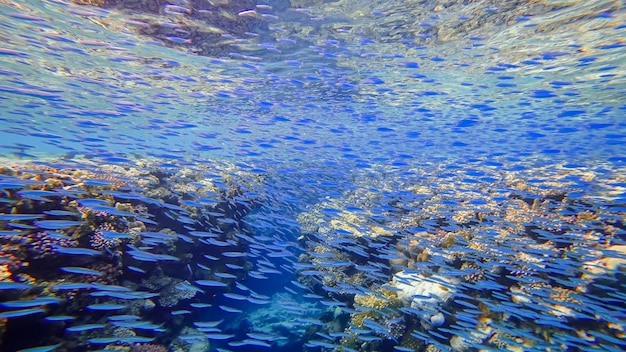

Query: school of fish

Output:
[0, 0, 625, 351]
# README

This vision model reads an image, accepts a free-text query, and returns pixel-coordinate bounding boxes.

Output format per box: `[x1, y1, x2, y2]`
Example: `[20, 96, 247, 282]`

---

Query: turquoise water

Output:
[0, 0, 625, 351]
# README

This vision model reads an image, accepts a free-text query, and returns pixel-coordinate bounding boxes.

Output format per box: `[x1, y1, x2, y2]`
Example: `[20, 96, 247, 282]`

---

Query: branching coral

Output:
[350, 289, 404, 335]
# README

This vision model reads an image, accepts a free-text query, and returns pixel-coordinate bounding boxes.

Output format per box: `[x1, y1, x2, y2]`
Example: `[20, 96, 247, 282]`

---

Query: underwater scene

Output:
[0, 0, 625, 351]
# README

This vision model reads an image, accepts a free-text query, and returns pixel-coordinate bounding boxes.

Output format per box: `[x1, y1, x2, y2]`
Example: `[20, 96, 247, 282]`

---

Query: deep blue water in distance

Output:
[0, 0, 625, 351]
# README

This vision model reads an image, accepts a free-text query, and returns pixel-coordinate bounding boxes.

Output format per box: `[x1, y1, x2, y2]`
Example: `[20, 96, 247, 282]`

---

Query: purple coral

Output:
[90, 223, 123, 250]
[28, 231, 77, 259]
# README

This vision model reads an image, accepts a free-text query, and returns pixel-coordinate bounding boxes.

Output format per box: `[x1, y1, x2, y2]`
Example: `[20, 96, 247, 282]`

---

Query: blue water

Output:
[0, 0, 625, 351]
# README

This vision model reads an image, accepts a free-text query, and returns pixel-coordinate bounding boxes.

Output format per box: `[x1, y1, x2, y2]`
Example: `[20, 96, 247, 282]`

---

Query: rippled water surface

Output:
[0, 0, 625, 351]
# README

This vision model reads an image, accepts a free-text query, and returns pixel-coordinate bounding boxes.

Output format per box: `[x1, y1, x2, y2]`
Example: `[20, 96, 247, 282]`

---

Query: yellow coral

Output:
[115, 202, 134, 213]
[370, 224, 393, 237]
[0, 264, 11, 281]
[577, 210, 599, 222]
[351, 289, 403, 327]
[350, 311, 374, 328]
[441, 233, 456, 248]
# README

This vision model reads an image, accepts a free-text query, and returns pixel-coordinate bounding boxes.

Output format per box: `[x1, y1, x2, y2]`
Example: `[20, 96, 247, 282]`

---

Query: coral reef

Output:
[294, 160, 626, 351]
[90, 223, 123, 250]
[231, 292, 320, 348]
[28, 231, 78, 259]
[0, 158, 265, 351]
[0, 154, 625, 351]
[158, 280, 198, 308]
[393, 272, 457, 329]
[130, 343, 168, 352]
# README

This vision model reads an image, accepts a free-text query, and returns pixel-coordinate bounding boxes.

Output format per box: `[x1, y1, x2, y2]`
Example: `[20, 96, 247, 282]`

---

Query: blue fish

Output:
[171, 310, 191, 315]
[175, 282, 204, 294]
[195, 280, 228, 287]
[7, 223, 36, 229]
[0, 214, 44, 220]
[245, 332, 275, 342]
[1, 297, 61, 308]
[50, 283, 93, 290]
[76, 198, 110, 207]
[127, 266, 146, 273]
[248, 271, 268, 280]
[247, 297, 270, 305]
[214, 272, 237, 279]
[258, 267, 281, 275]
[225, 263, 244, 270]
[16, 190, 57, 201]
[53, 247, 101, 256]
[206, 333, 235, 340]
[0, 231, 26, 238]
[44, 231, 72, 240]
[0, 308, 45, 318]
[0, 183, 26, 190]
[219, 305, 243, 313]
[17, 344, 61, 352]
[194, 320, 223, 328]
[190, 303, 211, 308]
[43, 210, 78, 216]
[127, 250, 179, 262]
[112, 321, 161, 330]
[66, 324, 105, 332]
[61, 267, 102, 276]
[34, 220, 83, 229]
[188, 231, 218, 238]
[89, 206, 135, 217]
[0, 282, 32, 290]
[107, 315, 141, 321]
[90, 291, 157, 300]
[221, 251, 246, 258]
[44, 315, 76, 321]
[86, 303, 127, 310]
[138, 232, 174, 240]
[135, 216, 158, 225]
[99, 230, 134, 240]
[223, 293, 247, 300]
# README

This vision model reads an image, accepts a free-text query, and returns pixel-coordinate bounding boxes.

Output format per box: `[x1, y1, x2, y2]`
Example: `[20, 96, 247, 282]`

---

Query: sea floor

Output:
[0, 157, 624, 351]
